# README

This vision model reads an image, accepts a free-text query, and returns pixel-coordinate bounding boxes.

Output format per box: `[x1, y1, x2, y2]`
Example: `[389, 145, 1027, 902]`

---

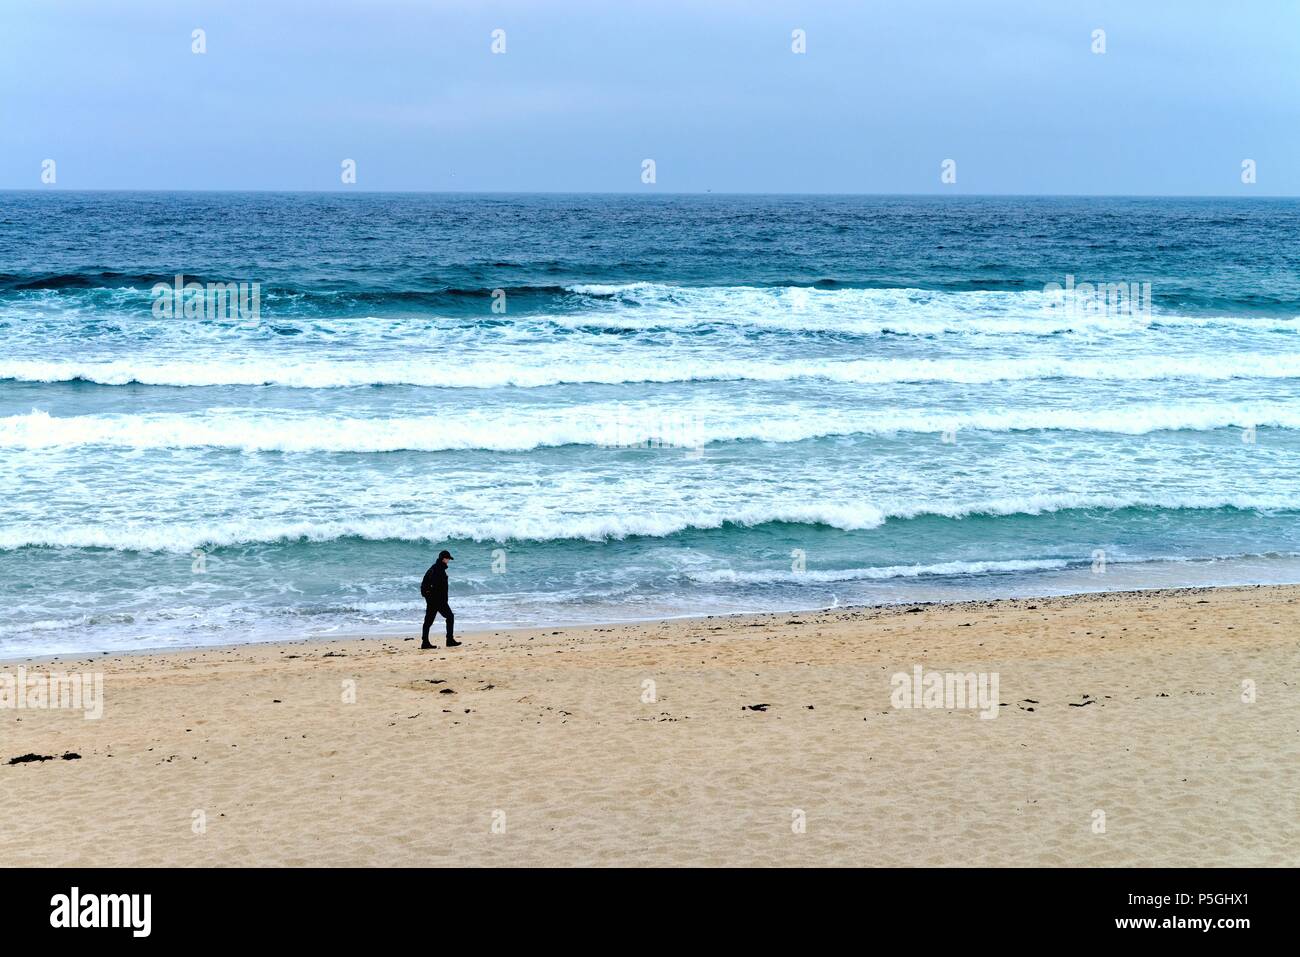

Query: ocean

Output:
[3, 192, 1300, 656]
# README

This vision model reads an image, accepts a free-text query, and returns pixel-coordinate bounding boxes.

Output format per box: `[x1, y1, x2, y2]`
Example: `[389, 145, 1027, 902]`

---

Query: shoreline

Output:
[3, 582, 1298, 866]
[5, 581, 1282, 668]
[7, 570, 1300, 666]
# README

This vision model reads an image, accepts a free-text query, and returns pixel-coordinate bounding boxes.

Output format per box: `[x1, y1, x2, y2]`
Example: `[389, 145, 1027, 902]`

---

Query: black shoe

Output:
[419, 641, 434, 650]
[446, 637, 462, 648]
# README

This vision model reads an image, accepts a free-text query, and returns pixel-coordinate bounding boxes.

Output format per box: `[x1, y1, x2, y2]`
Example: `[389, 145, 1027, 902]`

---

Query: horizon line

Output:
[1, 188, 1293, 199]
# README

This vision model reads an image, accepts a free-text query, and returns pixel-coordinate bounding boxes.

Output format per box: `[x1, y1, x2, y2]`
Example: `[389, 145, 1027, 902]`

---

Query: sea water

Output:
[2, 192, 1299, 655]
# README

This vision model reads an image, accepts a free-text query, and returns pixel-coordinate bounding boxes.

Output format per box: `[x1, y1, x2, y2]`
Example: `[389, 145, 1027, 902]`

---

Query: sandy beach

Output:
[2, 584, 1298, 867]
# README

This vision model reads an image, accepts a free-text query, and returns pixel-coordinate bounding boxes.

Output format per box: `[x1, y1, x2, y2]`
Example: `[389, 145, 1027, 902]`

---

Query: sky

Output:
[1, 0, 1297, 194]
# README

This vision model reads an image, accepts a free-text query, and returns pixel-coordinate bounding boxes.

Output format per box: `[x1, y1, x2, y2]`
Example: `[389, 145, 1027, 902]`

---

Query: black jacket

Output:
[421, 562, 449, 603]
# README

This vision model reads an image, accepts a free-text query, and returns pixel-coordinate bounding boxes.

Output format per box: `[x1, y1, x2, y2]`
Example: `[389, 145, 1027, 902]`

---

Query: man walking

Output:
[420, 550, 460, 649]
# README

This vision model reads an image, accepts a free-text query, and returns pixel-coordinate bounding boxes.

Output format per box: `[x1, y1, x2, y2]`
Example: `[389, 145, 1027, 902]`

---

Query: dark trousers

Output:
[422, 600, 453, 642]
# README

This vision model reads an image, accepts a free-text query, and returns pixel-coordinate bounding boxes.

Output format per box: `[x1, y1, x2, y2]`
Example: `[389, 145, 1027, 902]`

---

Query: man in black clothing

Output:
[420, 550, 461, 649]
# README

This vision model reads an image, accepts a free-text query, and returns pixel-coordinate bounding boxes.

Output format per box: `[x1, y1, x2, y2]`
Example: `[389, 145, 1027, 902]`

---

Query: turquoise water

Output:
[2, 193, 1300, 655]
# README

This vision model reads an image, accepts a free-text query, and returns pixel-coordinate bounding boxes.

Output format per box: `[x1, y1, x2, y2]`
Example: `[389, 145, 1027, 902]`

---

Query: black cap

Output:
[438, 550, 454, 560]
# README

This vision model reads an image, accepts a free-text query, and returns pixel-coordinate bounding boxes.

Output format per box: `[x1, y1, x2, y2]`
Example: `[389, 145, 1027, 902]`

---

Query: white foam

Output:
[565, 282, 1300, 335]
[688, 558, 1073, 584]
[2, 402, 1295, 452]
[1, 492, 1292, 553]
[5, 352, 1300, 390]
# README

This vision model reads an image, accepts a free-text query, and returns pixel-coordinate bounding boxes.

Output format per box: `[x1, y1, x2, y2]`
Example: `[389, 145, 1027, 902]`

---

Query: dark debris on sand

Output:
[7, 752, 81, 765]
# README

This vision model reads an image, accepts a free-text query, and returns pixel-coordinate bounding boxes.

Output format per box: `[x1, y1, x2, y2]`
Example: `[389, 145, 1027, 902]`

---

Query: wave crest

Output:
[2, 495, 1292, 553]
[5, 353, 1300, 390]
[1, 403, 1294, 452]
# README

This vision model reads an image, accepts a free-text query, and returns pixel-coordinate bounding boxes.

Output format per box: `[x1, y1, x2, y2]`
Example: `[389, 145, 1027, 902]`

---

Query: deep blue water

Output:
[3, 192, 1300, 655]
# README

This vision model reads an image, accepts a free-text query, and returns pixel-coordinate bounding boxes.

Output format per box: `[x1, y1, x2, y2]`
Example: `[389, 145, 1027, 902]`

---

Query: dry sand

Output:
[3, 585, 1298, 867]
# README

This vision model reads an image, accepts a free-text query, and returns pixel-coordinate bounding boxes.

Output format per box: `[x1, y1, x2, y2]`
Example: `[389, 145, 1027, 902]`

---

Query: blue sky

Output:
[1, 0, 1297, 193]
